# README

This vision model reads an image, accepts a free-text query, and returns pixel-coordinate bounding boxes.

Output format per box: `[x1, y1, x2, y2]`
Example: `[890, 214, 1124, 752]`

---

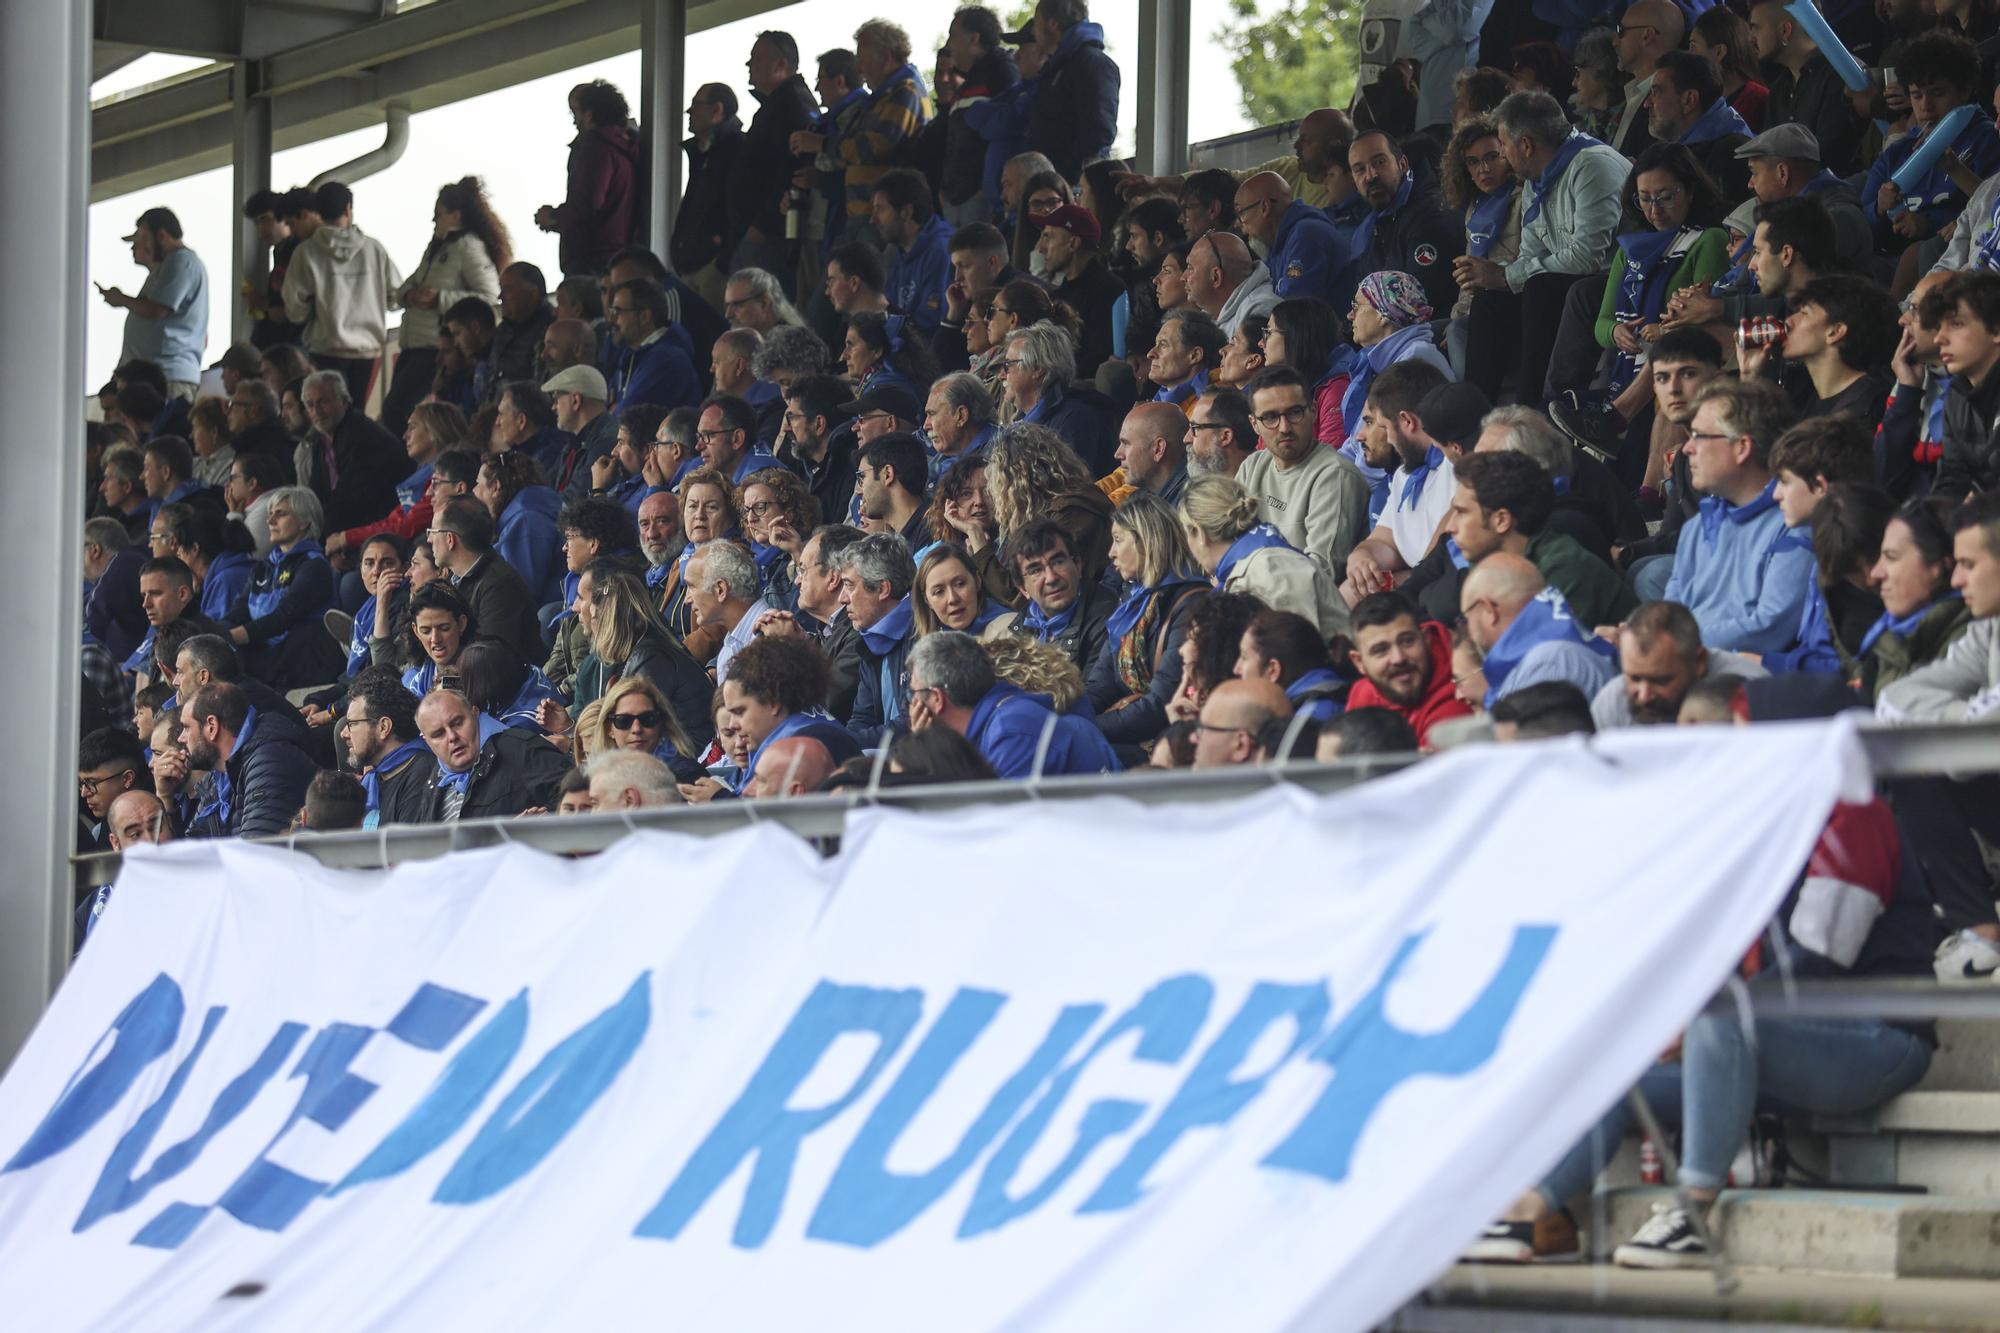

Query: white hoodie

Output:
[282, 223, 403, 358]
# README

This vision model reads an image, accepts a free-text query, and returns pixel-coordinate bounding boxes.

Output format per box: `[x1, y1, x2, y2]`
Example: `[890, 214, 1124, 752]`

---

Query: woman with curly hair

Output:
[387, 177, 510, 433]
[737, 464, 820, 608]
[1164, 590, 1266, 725]
[474, 448, 563, 605]
[983, 421, 1115, 581]
[1441, 116, 1521, 377]
[927, 453, 1015, 606]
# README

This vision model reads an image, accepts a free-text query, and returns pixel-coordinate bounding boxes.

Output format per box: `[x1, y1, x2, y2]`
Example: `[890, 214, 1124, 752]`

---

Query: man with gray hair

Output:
[923, 372, 998, 480]
[724, 267, 807, 334]
[1004, 325, 1110, 472]
[298, 367, 404, 532]
[1593, 600, 1768, 728]
[1477, 404, 1641, 563]
[1453, 90, 1627, 407]
[1186, 230, 1280, 337]
[685, 539, 770, 683]
[907, 630, 1120, 777]
[750, 324, 829, 392]
[587, 749, 684, 809]
[834, 531, 918, 743]
[711, 327, 783, 446]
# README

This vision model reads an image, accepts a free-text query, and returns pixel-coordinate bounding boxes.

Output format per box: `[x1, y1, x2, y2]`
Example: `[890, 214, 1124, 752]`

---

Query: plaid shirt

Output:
[82, 640, 134, 729]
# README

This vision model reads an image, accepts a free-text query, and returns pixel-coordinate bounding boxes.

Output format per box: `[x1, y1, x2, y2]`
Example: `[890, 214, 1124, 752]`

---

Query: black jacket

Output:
[675, 118, 744, 275]
[817, 610, 863, 725]
[229, 545, 344, 692]
[1085, 580, 1200, 749]
[617, 630, 718, 757]
[185, 705, 318, 839]
[308, 409, 405, 533]
[1768, 53, 1866, 175]
[779, 423, 859, 533]
[451, 552, 546, 665]
[1687, 132, 1751, 201]
[1027, 26, 1120, 183]
[1035, 577, 1114, 678]
[423, 727, 568, 822]
[373, 745, 438, 829]
[730, 77, 818, 241]
[232, 418, 299, 483]
[1937, 362, 2000, 500]
[942, 49, 1019, 206]
[1051, 258, 1125, 382]
[1349, 166, 1464, 319]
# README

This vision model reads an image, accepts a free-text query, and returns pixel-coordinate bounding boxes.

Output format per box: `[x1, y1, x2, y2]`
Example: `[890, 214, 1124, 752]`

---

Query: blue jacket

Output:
[184, 705, 318, 840]
[1865, 110, 2000, 243]
[1763, 575, 1846, 675]
[1664, 480, 1816, 655]
[1285, 667, 1347, 724]
[1022, 383, 1114, 476]
[846, 596, 916, 746]
[611, 327, 701, 413]
[198, 549, 256, 625]
[1267, 200, 1343, 304]
[229, 540, 341, 691]
[744, 710, 865, 787]
[965, 683, 1121, 779]
[1482, 587, 1617, 707]
[494, 665, 560, 734]
[84, 546, 148, 666]
[962, 79, 1038, 213]
[888, 214, 955, 335]
[496, 484, 565, 606]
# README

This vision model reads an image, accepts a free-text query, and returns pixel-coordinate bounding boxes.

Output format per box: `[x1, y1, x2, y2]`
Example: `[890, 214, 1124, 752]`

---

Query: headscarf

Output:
[1356, 271, 1433, 329]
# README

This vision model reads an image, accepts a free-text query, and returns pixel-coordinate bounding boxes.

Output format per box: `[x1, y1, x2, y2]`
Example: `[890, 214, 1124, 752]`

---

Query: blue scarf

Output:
[1154, 369, 1209, 407]
[346, 595, 377, 676]
[435, 711, 507, 794]
[192, 706, 259, 829]
[1523, 131, 1603, 226]
[1105, 574, 1198, 655]
[1859, 594, 1957, 658]
[1481, 589, 1613, 708]
[1395, 445, 1447, 512]
[1976, 189, 2000, 272]
[397, 462, 433, 510]
[1349, 173, 1415, 265]
[360, 737, 429, 821]
[969, 600, 1012, 633]
[1022, 597, 1078, 641]
[645, 560, 671, 591]
[1680, 97, 1752, 147]
[1610, 225, 1702, 390]
[1213, 525, 1293, 588]
[1697, 478, 1779, 546]
[750, 541, 787, 576]
[1465, 185, 1515, 258]
[859, 595, 915, 656]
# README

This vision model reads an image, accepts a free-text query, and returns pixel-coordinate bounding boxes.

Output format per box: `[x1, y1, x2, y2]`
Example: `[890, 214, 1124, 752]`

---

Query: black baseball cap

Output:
[837, 384, 922, 423]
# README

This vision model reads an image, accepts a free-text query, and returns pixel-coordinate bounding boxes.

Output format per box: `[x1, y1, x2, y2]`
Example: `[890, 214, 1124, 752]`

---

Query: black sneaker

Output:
[1611, 1202, 1711, 1269]
[1462, 1219, 1535, 1264]
[1549, 391, 1625, 460]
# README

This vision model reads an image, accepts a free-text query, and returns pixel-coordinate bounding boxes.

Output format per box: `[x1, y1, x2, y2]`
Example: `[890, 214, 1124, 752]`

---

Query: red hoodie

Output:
[1344, 618, 1472, 747]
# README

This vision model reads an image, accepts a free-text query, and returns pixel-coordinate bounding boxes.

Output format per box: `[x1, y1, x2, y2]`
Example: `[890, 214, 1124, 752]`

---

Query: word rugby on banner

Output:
[0, 723, 1864, 1332]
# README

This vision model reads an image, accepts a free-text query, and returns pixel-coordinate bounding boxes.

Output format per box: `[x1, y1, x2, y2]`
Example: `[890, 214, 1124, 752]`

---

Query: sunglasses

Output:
[609, 710, 664, 731]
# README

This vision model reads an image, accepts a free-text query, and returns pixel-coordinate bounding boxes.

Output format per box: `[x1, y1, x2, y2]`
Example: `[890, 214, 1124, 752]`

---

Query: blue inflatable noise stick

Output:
[1785, 1, 1870, 92]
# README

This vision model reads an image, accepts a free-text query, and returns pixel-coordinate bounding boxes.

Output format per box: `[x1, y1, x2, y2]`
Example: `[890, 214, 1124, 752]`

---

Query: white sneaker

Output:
[1934, 929, 2000, 983]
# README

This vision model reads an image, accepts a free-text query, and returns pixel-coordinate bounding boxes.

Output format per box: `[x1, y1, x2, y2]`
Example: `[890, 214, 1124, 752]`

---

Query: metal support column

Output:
[1135, 0, 1192, 176]
[231, 60, 273, 345]
[0, 0, 88, 1068]
[639, 0, 686, 264]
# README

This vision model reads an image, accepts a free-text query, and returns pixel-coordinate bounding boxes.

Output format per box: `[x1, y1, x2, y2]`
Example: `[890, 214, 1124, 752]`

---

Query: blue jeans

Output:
[1536, 1010, 1933, 1204]
[1627, 553, 1675, 604]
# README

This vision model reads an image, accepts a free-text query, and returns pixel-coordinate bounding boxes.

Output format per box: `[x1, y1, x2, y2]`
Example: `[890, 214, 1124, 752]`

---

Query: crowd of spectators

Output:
[78, 0, 2000, 1275]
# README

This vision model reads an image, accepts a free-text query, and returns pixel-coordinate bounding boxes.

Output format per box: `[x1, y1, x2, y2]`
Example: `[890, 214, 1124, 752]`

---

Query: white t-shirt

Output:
[1383, 454, 1455, 568]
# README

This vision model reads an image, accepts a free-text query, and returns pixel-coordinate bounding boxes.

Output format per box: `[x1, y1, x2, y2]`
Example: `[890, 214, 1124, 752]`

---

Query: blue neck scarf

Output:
[1154, 369, 1209, 406]
[1977, 188, 2000, 272]
[361, 737, 429, 815]
[860, 595, 915, 656]
[1481, 590, 1613, 707]
[1524, 131, 1602, 225]
[969, 600, 1012, 633]
[435, 711, 507, 794]
[1340, 322, 1437, 458]
[1697, 478, 1779, 545]
[1105, 576, 1197, 653]
[1350, 173, 1415, 263]
[192, 706, 259, 828]
[1213, 525, 1293, 588]
[1610, 225, 1702, 388]
[1859, 594, 1957, 657]
[1022, 596, 1078, 640]
[1465, 184, 1515, 258]
[1395, 445, 1447, 512]
[1680, 97, 1752, 146]
[346, 595, 377, 675]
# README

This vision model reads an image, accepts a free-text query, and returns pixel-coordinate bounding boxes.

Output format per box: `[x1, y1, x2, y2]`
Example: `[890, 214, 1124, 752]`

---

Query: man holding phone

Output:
[97, 207, 209, 401]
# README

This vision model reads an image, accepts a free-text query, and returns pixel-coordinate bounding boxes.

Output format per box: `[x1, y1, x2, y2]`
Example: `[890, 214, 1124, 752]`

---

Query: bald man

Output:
[106, 789, 173, 851]
[744, 735, 836, 798]
[1113, 402, 1192, 506]
[1459, 553, 1617, 708]
[1611, 0, 1686, 157]
[542, 317, 596, 374]
[1346, 129, 1464, 316]
[1233, 171, 1345, 305]
[1186, 231, 1280, 337]
[1192, 678, 1297, 768]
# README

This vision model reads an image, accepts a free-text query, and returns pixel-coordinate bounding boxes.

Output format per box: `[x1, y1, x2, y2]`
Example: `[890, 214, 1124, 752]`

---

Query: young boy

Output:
[1763, 414, 1878, 672]
[1930, 268, 2000, 499]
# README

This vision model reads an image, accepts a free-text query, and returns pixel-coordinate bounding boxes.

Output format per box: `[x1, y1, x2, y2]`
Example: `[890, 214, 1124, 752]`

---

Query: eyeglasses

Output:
[1194, 721, 1248, 735]
[1614, 21, 1655, 36]
[998, 358, 1025, 371]
[991, 305, 1015, 318]
[743, 500, 779, 517]
[1684, 430, 1732, 444]
[609, 710, 664, 731]
[723, 295, 758, 312]
[1633, 187, 1685, 209]
[79, 769, 135, 796]
[1464, 151, 1506, 170]
[1187, 420, 1228, 432]
[1252, 404, 1311, 428]
[694, 428, 733, 442]
[608, 304, 637, 316]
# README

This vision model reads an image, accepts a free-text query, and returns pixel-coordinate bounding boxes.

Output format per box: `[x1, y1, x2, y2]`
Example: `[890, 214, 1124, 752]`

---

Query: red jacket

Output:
[1344, 618, 1472, 747]
[553, 124, 639, 277]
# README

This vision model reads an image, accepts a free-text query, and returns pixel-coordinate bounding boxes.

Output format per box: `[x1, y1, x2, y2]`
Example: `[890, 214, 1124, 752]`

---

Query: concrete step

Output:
[1919, 1018, 2000, 1093]
[1811, 1090, 2000, 1195]
[1583, 1187, 2000, 1279]
[1403, 1265, 2000, 1331]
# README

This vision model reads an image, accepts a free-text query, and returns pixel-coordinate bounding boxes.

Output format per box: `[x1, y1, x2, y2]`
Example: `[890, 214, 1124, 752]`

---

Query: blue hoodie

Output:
[1664, 479, 1816, 654]
[494, 666, 560, 734]
[1482, 587, 1617, 707]
[1267, 199, 1343, 305]
[964, 682, 1121, 778]
[888, 213, 955, 334]
[496, 484, 564, 606]
[198, 549, 255, 624]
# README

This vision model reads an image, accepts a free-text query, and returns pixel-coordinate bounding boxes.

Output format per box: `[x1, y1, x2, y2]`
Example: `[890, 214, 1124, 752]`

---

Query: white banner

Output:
[0, 722, 1866, 1332]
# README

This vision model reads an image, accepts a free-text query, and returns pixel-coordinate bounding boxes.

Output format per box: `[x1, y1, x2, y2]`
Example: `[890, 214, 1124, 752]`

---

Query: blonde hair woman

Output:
[1086, 493, 1207, 749]
[983, 422, 1114, 580]
[913, 544, 1020, 639]
[586, 675, 697, 770]
[983, 634, 1085, 713]
[1178, 474, 1347, 638]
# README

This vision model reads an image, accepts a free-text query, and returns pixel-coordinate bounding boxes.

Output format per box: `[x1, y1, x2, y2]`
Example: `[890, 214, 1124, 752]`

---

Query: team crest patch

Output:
[1285, 261, 1304, 279]
[1414, 244, 1438, 266]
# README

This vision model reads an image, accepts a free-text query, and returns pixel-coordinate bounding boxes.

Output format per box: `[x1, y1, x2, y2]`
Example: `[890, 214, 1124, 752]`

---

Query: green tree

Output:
[1218, 0, 1364, 126]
